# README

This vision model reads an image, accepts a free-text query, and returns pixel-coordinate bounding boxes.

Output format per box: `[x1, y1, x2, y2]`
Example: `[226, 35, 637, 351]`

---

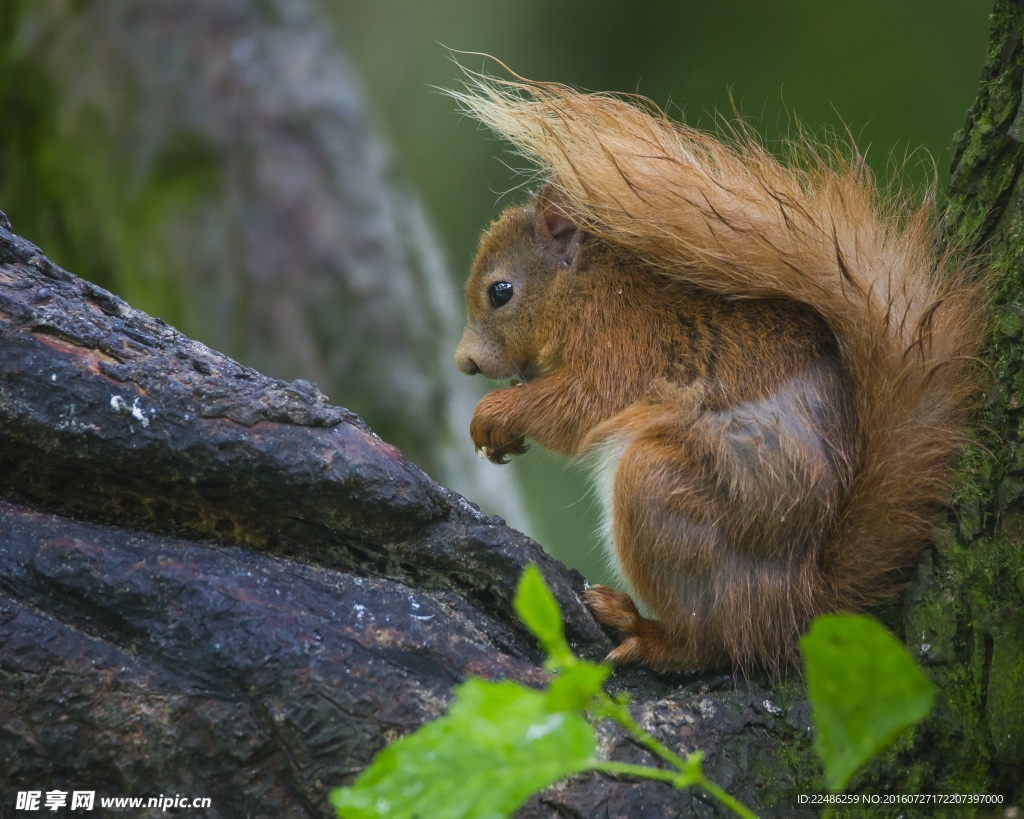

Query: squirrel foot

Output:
[584, 585, 679, 668]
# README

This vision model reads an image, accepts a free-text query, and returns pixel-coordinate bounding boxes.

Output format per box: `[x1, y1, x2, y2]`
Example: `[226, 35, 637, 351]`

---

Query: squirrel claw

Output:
[477, 436, 528, 465]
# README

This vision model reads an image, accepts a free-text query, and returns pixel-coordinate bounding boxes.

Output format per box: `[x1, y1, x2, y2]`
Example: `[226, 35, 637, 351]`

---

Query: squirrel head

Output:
[455, 184, 588, 381]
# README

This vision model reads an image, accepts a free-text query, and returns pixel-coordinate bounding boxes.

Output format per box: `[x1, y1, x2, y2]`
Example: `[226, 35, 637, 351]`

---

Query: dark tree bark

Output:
[2, 4, 1023, 819]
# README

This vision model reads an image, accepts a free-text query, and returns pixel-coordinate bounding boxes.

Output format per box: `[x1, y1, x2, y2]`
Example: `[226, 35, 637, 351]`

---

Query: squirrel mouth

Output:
[509, 362, 541, 385]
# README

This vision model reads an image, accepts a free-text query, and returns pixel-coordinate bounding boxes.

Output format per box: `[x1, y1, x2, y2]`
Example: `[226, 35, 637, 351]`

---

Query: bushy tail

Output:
[453, 67, 986, 610]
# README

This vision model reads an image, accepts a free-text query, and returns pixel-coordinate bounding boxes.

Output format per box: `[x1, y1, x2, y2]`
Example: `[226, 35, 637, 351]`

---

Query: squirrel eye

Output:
[488, 281, 514, 308]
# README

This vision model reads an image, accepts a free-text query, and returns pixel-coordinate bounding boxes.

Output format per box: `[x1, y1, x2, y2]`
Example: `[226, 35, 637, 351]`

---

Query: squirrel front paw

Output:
[469, 391, 528, 464]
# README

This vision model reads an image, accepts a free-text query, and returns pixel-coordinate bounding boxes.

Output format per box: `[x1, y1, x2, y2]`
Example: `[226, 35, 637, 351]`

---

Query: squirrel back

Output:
[452, 71, 986, 674]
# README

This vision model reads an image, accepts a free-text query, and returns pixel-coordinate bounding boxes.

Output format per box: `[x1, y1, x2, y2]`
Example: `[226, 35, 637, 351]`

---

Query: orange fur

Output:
[452, 71, 986, 676]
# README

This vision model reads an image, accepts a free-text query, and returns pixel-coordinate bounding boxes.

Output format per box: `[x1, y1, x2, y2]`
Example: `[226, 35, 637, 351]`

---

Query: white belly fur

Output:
[583, 433, 659, 618]
[582, 432, 635, 596]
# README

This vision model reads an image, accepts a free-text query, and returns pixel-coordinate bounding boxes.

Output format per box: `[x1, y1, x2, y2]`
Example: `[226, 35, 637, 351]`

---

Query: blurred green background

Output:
[0, 1, 994, 586]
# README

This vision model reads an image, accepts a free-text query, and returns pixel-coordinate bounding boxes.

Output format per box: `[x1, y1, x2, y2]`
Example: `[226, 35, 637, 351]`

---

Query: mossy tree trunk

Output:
[897, 0, 1024, 791]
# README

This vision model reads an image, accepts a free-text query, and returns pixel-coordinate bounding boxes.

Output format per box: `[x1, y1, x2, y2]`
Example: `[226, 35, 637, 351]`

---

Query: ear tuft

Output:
[535, 183, 587, 268]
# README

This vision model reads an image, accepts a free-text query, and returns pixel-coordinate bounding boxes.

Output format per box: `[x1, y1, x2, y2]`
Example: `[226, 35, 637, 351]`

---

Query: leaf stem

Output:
[592, 692, 759, 819]
[594, 692, 688, 770]
[594, 759, 758, 819]
[696, 775, 760, 819]
[592, 759, 695, 787]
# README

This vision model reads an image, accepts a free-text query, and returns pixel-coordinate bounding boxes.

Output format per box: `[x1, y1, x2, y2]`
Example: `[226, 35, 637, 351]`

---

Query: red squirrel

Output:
[451, 73, 985, 675]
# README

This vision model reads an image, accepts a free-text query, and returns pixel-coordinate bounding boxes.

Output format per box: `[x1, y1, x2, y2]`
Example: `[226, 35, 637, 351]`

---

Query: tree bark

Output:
[927, 0, 1024, 783]
[0, 0, 528, 526]
[1, 3, 1022, 819]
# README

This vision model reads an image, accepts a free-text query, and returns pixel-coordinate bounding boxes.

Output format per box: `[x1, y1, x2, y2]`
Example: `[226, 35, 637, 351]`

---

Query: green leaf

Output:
[801, 614, 934, 792]
[331, 678, 596, 819]
[514, 564, 572, 667]
[546, 661, 611, 712]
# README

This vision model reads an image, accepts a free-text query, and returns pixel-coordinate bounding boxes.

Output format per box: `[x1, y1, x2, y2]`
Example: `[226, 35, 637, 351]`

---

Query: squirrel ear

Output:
[535, 183, 587, 268]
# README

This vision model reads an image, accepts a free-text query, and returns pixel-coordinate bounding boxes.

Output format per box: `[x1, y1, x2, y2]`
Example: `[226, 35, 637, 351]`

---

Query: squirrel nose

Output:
[455, 351, 480, 375]
[455, 329, 482, 375]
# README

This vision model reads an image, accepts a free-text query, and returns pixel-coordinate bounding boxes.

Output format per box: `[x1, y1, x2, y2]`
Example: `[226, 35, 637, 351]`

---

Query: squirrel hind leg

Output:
[583, 585, 710, 671]
[592, 369, 851, 675]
